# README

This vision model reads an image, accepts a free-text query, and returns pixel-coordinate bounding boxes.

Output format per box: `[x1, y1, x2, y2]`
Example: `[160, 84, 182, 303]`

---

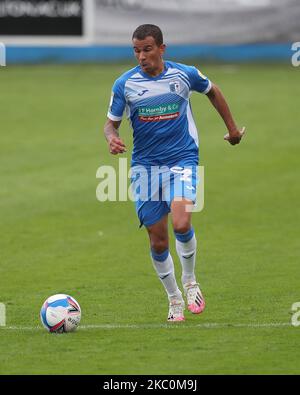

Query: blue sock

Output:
[174, 227, 194, 243]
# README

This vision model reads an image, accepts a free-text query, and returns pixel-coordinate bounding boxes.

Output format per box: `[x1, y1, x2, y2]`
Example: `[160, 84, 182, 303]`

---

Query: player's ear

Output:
[159, 44, 166, 57]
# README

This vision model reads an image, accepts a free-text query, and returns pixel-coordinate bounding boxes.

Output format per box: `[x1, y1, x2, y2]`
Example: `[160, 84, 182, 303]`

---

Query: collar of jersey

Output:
[138, 63, 168, 80]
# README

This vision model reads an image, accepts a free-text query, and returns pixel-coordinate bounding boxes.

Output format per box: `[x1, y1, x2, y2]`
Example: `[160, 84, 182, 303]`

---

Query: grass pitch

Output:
[0, 62, 299, 374]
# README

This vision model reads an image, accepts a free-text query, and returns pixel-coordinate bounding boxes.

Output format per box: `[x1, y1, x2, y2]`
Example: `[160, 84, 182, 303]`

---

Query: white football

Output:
[40, 294, 81, 333]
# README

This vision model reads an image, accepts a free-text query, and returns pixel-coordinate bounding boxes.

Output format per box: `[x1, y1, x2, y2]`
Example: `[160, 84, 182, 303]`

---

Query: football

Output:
[40, 294, 81, 333]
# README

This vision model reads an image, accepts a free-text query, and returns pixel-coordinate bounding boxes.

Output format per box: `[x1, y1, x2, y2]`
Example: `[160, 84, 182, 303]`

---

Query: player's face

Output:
[133, 36, 166, 77]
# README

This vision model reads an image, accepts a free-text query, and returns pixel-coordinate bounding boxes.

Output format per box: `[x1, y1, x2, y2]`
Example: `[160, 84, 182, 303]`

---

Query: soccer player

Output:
[104, 24, 245, 322]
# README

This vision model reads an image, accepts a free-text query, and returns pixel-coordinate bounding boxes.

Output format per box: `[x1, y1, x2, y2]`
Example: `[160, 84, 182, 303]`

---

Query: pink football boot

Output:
[184, 282, 205, 314]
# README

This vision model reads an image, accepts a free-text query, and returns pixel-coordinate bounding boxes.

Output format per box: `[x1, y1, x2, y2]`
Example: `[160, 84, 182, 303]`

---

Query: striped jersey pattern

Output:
[107, 61, 212, 167]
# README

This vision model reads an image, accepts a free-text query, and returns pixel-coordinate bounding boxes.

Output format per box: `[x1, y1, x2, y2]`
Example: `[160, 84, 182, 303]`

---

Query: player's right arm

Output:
[105, 75, 128, 155]
[104, 119, 127, 155]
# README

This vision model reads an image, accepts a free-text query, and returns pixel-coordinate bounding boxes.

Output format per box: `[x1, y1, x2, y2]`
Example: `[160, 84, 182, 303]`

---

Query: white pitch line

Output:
[80, 322, 292, 329]
[0, 322, 292, 331]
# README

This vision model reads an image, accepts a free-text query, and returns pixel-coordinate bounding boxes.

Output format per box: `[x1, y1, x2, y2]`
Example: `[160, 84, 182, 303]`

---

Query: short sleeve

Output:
[187, 66, 212, 94]
[107, 77, 126, 121]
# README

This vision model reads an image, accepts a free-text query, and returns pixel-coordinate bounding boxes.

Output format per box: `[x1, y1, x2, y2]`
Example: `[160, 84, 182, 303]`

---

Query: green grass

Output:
[0, 63, 299, 374]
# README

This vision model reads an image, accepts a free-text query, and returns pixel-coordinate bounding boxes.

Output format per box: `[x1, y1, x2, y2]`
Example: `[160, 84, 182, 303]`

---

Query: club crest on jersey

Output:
[169, 80, 180, 93]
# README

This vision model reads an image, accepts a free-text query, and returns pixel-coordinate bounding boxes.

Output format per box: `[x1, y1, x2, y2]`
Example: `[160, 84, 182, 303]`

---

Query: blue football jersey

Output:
[107, 61, 212, 167]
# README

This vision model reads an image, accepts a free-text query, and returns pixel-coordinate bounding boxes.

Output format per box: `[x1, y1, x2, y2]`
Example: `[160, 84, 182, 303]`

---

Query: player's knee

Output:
[150, 238, 168, 254]
[173, 221, 191, 235]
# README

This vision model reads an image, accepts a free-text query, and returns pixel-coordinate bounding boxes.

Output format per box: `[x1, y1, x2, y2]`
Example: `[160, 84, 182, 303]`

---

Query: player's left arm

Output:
[206, 83, 245, 146]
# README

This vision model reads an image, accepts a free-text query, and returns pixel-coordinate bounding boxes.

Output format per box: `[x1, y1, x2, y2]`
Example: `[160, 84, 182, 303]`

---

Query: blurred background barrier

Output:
[1, 0, 300, 63]
[0, 0, 83, 36]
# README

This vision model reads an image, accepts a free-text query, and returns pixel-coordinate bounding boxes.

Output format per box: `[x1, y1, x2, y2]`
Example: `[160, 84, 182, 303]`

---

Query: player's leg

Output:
[171, 198, 195, 284]
[131, 166, 184, 321]
[146, 214, 185, 322]
[171, 198, 205, 314]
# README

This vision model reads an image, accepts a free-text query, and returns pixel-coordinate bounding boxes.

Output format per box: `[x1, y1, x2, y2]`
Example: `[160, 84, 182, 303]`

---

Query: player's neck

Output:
[145, 61, 165, 77]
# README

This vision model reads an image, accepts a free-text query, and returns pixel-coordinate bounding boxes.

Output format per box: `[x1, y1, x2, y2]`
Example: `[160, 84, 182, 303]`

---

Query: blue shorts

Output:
[130, 162, 198, 227]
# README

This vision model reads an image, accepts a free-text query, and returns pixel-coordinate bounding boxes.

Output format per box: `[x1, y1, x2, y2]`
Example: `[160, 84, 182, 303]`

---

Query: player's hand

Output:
[224, 127, 246, 145]
[108, 136, 127, 155]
